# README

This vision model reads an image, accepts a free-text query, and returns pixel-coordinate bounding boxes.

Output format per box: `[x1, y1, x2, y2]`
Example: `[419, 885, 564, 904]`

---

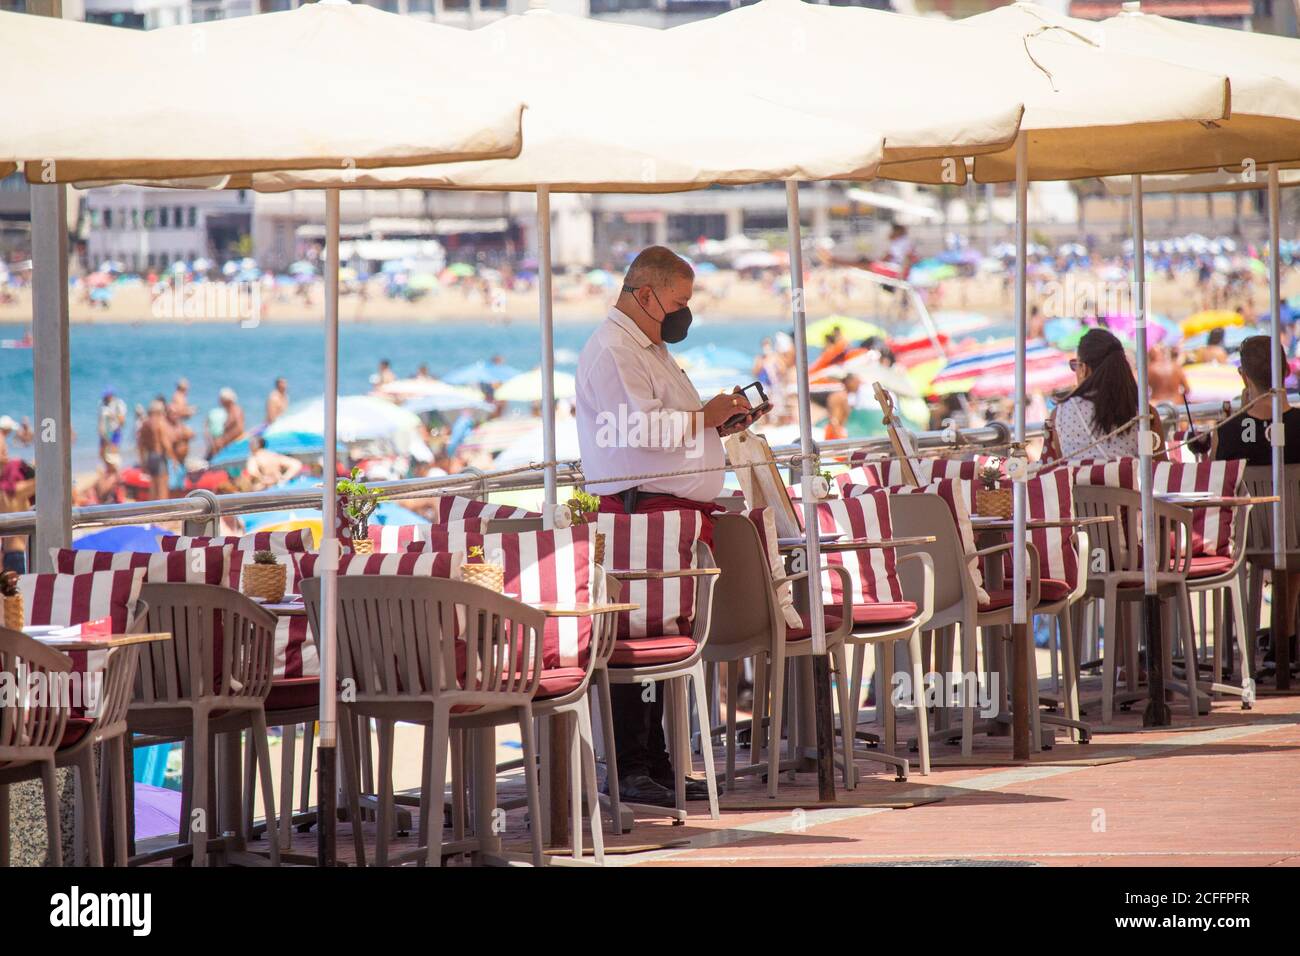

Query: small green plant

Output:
[336, 467, 386, 540]
[252, 550, 278, 566]
[564, 489, 601, 525]
[977, 459, 1003, 491]
[0, 570, 17, 597]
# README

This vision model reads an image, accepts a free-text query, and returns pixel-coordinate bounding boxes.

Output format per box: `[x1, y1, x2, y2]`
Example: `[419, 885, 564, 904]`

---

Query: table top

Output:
[259, 597, 640, 619]
[32, 631, 171, 651]
[778, 535, 937, 553]
[1155, 493, 1280, 509]
[971, 515, 1116, 531]
[606, 567, 721, 580]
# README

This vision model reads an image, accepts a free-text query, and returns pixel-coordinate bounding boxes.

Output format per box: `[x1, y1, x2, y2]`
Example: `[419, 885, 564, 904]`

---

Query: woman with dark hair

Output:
[1045, 328, 1163, 460]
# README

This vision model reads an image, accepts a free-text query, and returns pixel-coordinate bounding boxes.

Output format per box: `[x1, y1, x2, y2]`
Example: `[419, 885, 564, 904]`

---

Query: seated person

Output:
[241, 436, 304, 491]
[1208, 335, 1300, 670]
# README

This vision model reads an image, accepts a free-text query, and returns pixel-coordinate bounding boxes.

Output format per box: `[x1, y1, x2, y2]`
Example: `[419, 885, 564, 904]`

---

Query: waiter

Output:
[577, 245, 753, 808]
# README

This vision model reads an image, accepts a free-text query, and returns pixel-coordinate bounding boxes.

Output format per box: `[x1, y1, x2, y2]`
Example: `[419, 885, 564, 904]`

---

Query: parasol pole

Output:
[537, 186, 558, 515]
[786, 180, 836, 800]
[1011, 133, 1032, 759]
[1132, 174, 1170, 726]
[1268, 164, 1291, 690]
[317, 187, 341, 865]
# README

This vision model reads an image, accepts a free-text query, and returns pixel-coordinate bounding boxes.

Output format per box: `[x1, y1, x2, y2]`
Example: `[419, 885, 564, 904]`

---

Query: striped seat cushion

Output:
[366, 519, 484, 553]
[435, 496, 541, 524]
[410, 525, 599, 668]
[1069, 457, 1138, 489]
[887, 478, 988, 604]
[846, 455, 1001, 489]
[744, 507, 803, 628]
[51, 545, 232, 587]
[594, 511, 703, 642]
[280, 551, 463, 680]
[809, 492, 905, 615]
[1152, 459, 1245, 557]
[989, 469, 1080, 593]
[833, 463, 883, 494]
[159, 529, 316, 590]
[19, 568, 147, 717]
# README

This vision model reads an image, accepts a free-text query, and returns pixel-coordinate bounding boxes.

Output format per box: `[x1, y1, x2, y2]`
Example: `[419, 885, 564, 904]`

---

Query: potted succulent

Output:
[564, 490, 606, 564]
[460, 544, 504, 593]
[243, 549, 287, 603]
[1, 569, 23, 630]
[975, 458, 1013, 517]
[337, 467, 385, 555]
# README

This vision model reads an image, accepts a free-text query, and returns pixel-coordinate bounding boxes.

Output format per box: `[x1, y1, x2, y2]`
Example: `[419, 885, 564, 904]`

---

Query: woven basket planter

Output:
[975, 487, 1014, 518]
[243, 562, 287, 603]
[461, 562, 504, 593]
[3, 594, 23, 630]
[351, 538, 374, 556]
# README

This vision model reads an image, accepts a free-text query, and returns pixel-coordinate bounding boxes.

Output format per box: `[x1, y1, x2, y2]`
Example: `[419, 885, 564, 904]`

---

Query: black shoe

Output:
[652, 773, 714, 800]
[606, 773, 675, 808]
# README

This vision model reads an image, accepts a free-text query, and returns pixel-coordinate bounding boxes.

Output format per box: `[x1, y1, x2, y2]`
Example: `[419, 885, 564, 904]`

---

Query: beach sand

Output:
[3, 270, 1290, 326]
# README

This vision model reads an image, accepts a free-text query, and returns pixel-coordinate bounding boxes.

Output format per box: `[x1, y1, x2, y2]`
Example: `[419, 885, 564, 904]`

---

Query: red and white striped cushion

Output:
[1152, 459, 1244, 557]
[852, 457, 994, 488]
[19, 568, 147, 717]
[989, 470, 1080, 592]
[411, 525, 598, 667]
[19, 568, 145, 634]
[1070, 457, 1138, 489]
[811, 492, 903, 609]
[594, 511, 702, 642]
[1167, 429, 1199, 463]
[834, 463, 883, 494]
[435, 496, 540, 524]
[51, 546, 231, 587]
[159, 530, 315, 590]
[367, 523, 429, 553]
[278, 551, 463, 680]
[888, 479, 989, 603]
[743, 507, 803, 628]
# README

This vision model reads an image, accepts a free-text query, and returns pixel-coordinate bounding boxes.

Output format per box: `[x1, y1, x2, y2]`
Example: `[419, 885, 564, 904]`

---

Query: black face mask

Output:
[626, 285, 692, 344]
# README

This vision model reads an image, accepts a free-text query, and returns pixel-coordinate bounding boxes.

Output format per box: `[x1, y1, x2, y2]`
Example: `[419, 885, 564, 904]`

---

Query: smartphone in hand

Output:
[723, 381, 773, 431]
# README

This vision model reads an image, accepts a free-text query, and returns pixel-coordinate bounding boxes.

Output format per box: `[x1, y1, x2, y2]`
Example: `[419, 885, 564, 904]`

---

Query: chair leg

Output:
[375, 719, 395, 867]
[108, 736, 130, 867]
[576, 704, 605, 865]
[0, 782, 8, 866]
[249, 711, 280, 867]
[241, 728, 256, 844]
[278, 722, 296, 851]
[300, 720, 315, 819]
[568, 709, 583, 860]
[750, 653, 768, 769]
[40, 759, 62, 868]
[424, 705, 450, 867]
[690, 662, 720, 818]
[960, 620, 976, 756]
[1228, 577, 1253, 702]
[664, 679, 686, 812]
[1102, 586, 1119, 725]
[594, 670, 624, 834]
[450, 729, 466, 845]
[1023, 619, 1043, 752]
[191, 715, 210, 867]
[338, 709, 367, 867]
[725, 660, 739, 793]
[517, 705, 545, 867]
[537, 717, 552, 846]
[766, 651, 785, 799]
[880, 641, 897, 756]
[830, 645, 855, 790]
[1059, 606, 1082, 741]
[1178, 588, 1201, 720]
[908, 630, 930, 775]
[75, 747, 105, 867]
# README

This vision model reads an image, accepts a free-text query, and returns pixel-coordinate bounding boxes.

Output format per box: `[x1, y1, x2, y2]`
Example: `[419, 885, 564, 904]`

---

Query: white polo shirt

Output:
[576, 307, 725, 501]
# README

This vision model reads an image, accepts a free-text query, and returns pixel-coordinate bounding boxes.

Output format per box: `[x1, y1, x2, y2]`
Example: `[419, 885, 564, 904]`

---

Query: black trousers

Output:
[609, 680, 673, 780]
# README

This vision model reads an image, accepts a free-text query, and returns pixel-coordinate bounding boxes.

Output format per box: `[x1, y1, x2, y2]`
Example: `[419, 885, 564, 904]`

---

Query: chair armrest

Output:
[607, 567, 721, 581]
[895, 552, 935, 632]
[690, 541, 720, 651]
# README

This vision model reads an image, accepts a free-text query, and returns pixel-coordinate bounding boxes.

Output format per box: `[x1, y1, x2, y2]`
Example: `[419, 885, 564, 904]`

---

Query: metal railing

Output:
[0, 392, 1278, 537]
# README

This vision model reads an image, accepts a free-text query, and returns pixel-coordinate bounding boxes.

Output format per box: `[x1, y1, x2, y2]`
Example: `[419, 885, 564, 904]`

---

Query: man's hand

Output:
[703, 388, 751, 432]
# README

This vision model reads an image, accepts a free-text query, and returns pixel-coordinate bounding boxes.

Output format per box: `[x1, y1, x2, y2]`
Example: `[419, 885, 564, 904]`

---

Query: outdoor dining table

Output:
[35, 630, 172, 652]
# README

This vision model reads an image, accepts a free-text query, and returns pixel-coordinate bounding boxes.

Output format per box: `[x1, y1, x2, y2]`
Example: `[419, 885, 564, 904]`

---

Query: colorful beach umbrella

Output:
[1181, 310, 1245, 336]
[443, 360, 521, 386]
[805, 315, 886, 346]
[494, 368, 577, 403]
[1182, 362, 1244, 403]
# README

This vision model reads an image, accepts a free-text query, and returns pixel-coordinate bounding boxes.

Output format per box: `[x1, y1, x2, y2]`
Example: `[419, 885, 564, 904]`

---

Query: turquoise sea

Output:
[0, 316, 790, 475]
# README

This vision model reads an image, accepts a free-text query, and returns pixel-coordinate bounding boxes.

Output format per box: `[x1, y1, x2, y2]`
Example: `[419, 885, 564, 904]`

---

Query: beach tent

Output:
[14, 1, 527, 868]
[968, 0, 1300, 711]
